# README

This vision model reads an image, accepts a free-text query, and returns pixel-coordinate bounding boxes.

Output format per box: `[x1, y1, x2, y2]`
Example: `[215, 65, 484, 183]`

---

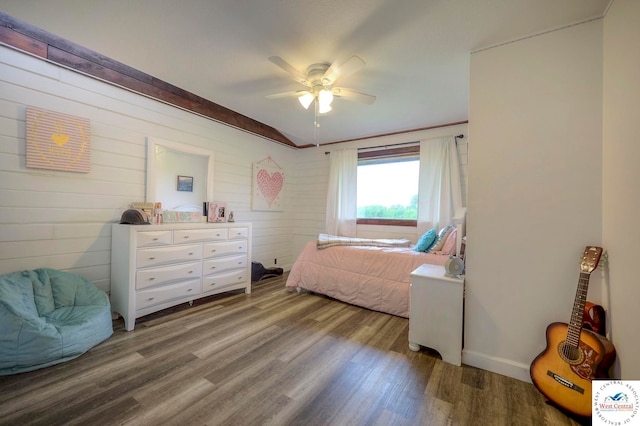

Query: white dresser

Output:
[110, 222, 251, 331]
[409, 264, 464, 366]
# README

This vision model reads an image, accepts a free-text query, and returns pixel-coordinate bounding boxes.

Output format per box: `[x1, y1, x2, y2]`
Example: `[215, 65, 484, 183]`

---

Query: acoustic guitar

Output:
[529, 246, 616, 418]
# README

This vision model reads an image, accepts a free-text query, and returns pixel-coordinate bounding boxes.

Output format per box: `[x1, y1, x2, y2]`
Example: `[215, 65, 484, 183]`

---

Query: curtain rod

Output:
[324, 134, 464, 155]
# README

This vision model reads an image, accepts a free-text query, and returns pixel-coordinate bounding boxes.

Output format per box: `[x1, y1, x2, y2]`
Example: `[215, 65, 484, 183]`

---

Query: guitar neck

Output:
[566, 272, 591, 347]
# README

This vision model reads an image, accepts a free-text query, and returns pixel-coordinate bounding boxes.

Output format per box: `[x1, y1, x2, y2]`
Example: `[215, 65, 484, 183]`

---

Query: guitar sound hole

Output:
[558, 341, 584, 365]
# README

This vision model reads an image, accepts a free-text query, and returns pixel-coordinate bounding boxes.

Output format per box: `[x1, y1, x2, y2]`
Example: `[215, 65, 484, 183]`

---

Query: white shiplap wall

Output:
[0, 46, 296, 292]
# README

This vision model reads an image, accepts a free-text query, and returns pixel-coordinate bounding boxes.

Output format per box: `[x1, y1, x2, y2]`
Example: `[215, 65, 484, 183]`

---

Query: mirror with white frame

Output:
[146, 137, 214, 212]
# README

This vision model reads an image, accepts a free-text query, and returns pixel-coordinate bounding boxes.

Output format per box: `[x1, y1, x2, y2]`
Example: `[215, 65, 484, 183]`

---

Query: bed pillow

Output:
[429, 225, 455, 252]
[438, 227, 457, 255]
[414, 228, 437, 252]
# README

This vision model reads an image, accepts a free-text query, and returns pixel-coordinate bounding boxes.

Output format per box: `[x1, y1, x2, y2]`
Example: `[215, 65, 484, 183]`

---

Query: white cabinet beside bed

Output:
[111, 222, 251, 331]
[409, 264, 464, 366]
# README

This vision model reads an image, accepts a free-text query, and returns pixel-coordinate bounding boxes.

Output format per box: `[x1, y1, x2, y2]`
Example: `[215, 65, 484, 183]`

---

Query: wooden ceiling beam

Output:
[0, 12, 297, 148]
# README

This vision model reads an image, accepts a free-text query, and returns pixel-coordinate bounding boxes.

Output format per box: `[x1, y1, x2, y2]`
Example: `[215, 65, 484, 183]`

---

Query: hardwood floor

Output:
[0, 274, 587, 426]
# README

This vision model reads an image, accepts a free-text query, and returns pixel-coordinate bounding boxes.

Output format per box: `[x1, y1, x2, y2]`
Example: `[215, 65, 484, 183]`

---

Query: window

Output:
[356, 145, 419, 226]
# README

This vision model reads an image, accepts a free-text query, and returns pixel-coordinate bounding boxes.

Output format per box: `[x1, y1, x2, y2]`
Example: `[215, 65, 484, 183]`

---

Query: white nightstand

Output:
[409, 264, 464, 366]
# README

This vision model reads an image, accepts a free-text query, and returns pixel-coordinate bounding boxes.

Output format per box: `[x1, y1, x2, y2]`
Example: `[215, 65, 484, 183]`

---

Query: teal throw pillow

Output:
[414, 228, 437, 252]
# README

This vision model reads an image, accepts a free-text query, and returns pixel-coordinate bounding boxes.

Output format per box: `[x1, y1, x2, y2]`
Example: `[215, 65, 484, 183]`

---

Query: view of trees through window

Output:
[357, 158, 419, 219]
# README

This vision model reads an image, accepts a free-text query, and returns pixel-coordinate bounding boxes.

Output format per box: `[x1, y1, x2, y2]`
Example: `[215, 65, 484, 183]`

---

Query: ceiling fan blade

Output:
[322, 56, 366, 86]
[268, 56, 310, 86]
[332, 87, 376, 104]
[265, 90, 309, 99]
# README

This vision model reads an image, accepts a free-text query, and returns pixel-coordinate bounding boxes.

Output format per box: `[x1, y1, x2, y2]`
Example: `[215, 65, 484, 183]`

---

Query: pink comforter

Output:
[285, 241, 448, 318]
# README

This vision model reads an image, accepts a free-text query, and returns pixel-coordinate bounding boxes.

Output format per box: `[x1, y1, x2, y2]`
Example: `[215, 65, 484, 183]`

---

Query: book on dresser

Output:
[110, 222, 252, 331]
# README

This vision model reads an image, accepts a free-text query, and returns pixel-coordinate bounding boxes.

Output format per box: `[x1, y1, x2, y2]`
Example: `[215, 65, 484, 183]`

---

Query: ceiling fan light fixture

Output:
[318, 89, 333, 114]
[298, 92, 314, 109]
[318, 102, 332, 114]
[319, 89, 333, 105]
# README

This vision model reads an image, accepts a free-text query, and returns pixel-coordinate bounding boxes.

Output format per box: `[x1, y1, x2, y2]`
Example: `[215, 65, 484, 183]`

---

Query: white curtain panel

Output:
[326, 148, 358, 236]
[417, 136, 463, 234]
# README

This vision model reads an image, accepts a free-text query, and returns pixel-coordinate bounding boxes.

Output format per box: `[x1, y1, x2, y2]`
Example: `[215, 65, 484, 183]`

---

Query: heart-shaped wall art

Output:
[257, 169, 284, 207]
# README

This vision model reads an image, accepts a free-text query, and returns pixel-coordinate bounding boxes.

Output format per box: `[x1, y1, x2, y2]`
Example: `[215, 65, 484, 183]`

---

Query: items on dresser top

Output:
[110, 222, 251, 331]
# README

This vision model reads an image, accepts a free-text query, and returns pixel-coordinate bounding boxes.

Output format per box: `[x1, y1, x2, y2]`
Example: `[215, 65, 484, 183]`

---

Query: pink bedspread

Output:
[285, 241, 448, 318]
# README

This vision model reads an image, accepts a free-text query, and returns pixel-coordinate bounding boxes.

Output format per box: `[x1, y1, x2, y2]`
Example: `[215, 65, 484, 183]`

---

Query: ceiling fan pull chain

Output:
[314, 99, 320, 146]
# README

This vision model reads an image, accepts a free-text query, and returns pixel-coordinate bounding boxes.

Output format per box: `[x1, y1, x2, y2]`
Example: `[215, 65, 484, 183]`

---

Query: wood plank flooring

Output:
[0, 275, 587, 426]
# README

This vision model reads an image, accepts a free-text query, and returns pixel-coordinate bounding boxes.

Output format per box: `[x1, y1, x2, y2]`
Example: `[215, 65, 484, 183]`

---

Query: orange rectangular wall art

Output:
[26, 106, 91, 173]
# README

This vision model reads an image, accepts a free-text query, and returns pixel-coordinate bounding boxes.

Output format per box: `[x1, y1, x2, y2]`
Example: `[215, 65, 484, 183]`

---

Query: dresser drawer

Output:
[136, 261, 201, 289]
[136, 244, 202, 269]
[174, 228, 228, 243]
[136, 279, 201, 311]
[203, 240, 248, 259]
[228, 227, 249, 240]
[202, 254, 247, 275]
[111, 222, 251, 331]
[137, 230, 172, 247]
[202, 270, 248, 293]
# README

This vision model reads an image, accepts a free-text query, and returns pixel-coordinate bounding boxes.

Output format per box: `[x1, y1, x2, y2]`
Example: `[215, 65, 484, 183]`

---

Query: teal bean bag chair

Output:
[0, 268, 113, 375]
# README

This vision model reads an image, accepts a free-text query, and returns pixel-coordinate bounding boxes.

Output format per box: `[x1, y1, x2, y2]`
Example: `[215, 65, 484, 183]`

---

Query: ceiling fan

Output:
[266, 55, 376, 115]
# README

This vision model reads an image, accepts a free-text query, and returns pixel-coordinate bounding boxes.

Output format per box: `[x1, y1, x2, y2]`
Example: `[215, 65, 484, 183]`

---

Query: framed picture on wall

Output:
[207, 201, 227, 222]
[177, 175, 193, 192]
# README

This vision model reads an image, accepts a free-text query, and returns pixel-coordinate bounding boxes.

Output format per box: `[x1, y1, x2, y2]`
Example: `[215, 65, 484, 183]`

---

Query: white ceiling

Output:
[2, 1, 610, 146]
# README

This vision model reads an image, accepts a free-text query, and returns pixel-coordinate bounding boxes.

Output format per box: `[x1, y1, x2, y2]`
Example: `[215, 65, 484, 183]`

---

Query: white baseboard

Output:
[462, 349, 532, 383]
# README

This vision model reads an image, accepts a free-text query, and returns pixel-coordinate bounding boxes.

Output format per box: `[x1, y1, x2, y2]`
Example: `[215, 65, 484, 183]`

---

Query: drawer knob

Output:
[153, 237, 159, 241]
[237, 261, 242, 264]
[149, 256, 156, 260]
[211, 266, 216, 270]
[211, 249, 217, 253]
[149, 277, 155, 281]
[148, 297, 154, 301]
[189, 252, 194, 255]
[187, 288, 193, 292]
[184, 236, 189, 239]
[188, 270, 193, 274]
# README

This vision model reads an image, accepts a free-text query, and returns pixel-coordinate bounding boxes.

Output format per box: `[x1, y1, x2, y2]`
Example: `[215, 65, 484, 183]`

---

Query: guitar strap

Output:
[582, 301, 606, 337]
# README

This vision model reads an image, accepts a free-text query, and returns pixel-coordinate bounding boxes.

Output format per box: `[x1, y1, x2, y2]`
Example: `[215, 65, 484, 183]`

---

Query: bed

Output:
[286, 209, 466, 318]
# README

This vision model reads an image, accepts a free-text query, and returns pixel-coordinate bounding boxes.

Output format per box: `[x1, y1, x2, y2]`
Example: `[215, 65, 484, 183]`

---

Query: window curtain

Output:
[417, 136, 463, 234]
[326, 148, 358, 237]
